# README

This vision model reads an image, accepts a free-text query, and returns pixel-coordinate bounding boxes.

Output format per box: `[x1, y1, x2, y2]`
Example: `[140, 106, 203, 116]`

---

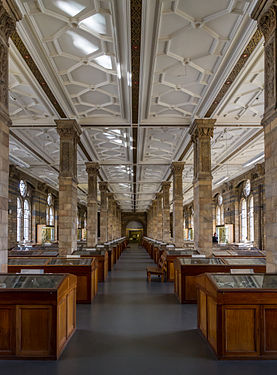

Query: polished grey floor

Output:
[1, 244, 277, 374]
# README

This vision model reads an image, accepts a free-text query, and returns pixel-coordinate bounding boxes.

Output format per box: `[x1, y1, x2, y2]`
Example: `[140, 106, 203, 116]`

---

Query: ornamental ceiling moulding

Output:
[11, 31, 66, 118]
[205, 29, 263, 118]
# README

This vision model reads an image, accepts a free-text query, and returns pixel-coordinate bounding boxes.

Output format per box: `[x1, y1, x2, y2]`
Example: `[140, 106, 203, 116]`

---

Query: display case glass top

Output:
[167, 250, 198, 255]
[8, 258, 49, 266]
[48, 258, 92, 266]
[210, 274, 277, 289]
[73, 250, 106, 255]
[223, 257, 266, 265]
[179, 258, 224, 265]
[0, 274, 64, 289]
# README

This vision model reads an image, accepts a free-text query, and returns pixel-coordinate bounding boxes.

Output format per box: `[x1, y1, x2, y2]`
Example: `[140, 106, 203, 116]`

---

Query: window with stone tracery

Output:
[17, 181, 31, 243]
[241, 198, 247, 242]
[17, 198, 22, 242]
[240, 180, 255, 243]
[23, 199, 31, 241]
[249, 196, 254, 242]
[46, 193, 55, 226]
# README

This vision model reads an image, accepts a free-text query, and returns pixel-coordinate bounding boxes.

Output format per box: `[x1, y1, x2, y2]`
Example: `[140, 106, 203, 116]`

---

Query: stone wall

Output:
[121, 212, 147, 237]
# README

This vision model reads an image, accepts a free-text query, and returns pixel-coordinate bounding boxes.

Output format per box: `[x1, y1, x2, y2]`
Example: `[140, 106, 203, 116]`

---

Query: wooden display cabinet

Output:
[165, 249, 200, 282]
[0, 273, 76, 360]
[196, 273, 277, 359]
[8, 257, 98, 304]
[72, 250, 108, 282]
[174, 257, 266, 304]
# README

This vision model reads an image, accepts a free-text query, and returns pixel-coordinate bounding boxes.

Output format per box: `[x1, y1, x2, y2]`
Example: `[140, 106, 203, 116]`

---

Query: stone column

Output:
[162, 181, 171, 243]
[99, 181, 108, 243]
[107, 193, 114, 241]
[172, 162, 184, 247]
[189, 119, 215, 255]
[56, 119, 81, 255]
[252, 2, 277, 271]
[86, 162, 99, 247]
[0, 3, 21, 271]
[156, 192, 163, 240]
[152, 199, 158, 240]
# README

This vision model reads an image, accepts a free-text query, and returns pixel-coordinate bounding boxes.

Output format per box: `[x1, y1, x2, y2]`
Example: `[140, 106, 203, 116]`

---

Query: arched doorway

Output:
[126, 221, 143, 243]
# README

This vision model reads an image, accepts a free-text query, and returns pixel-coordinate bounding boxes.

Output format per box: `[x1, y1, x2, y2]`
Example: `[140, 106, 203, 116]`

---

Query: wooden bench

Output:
[146, 254, 167, 282]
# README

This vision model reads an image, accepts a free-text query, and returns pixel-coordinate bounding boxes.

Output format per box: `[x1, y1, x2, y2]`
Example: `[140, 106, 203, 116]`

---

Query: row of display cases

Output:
[174, 257, 266, 304]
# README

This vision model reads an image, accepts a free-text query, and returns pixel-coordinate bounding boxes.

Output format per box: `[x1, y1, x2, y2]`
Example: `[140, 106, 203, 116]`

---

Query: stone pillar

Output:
[162, 181, 171, 243]
[107, 193, 114, 241]
[171, 162, 184, 247]
[56, 119, 81, 255]
[99, 181, 108, 243]
[152, 199, 158, 240]
[156, 192, 163, 240]
[189, 119, 215, 255]
[0, 3, 20, 271]
[252, 2, 277, 271]
[86, 162, 99, 247]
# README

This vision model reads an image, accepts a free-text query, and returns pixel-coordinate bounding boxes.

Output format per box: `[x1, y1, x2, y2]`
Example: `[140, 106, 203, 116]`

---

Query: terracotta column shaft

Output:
[252, 1, 277, 271]
[172, 162, 184, 247]
[99, 182, 108, 243]
[156, 192, 163, 240]
[107, 193, 114, 241]
[56, 119, 81, 255]
[162, 181, 171, 243]
[189, 119, 215, 255]
[86, 162, 99, 247]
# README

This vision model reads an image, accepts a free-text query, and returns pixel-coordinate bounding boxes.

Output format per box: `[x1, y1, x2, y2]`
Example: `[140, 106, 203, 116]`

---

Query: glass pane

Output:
[0, 275, 64, 289]
[48, 258, 92, 265]
[211, 274, 277, 289]
[179, 258, 224, 265]
[223, 258, 266, 265]
[8, 258, 48, 266]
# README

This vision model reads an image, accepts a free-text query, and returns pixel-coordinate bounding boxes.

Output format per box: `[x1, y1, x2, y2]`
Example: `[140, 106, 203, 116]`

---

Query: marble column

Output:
[252, 1, 277, 271]
[56, 119, 82, 255]
[162, 181, 171, 243]
[99, 181, 108, 243]
[152, 199, 158, 240]
[107, 193, 114, 241]
[156, 192, 163, 240]
[86, 162, 99, 247]
[172, 162, 184, 247]
[0, 2, 21, 272]
[189, 119, 215, 255]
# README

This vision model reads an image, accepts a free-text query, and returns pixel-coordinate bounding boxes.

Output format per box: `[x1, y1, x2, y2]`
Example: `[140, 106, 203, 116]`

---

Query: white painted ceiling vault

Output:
[9, 0, 265, 212]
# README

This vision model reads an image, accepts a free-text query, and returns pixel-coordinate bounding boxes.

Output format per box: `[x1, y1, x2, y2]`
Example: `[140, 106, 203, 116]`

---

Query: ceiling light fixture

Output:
[243, 153, 264, 167]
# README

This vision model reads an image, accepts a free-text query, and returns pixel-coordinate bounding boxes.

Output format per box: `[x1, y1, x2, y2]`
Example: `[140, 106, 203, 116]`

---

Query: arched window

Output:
[46, 193, 54, 226]
[249, 196, 254, 242]
[241, 198, 247, 242]
[216, 206, 221, 226]
[23, 199, 31, 241]
[17, 198, 22, 242]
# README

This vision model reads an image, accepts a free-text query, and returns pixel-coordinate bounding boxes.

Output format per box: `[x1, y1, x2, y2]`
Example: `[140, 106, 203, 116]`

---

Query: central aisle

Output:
[1, 244, 277, 374]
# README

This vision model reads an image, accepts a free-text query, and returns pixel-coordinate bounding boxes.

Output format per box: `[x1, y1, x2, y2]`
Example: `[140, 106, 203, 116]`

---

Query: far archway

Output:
[126, 221, 143, 243]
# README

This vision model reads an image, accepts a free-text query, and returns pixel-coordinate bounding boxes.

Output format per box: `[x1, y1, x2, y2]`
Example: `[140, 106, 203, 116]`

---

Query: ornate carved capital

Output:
[189, 119, 216, 143]
[161, 181, 171, 191]
[0, 1, 21, 45]
[107, 192, 114, 200]
[99, 181, 108, 192]
[86, 162, 99, 175]
[258, 5, 277, 42]
[55, 119, 82, 139]
[156, 192, 163, 200]
[171, 161, 184, 176]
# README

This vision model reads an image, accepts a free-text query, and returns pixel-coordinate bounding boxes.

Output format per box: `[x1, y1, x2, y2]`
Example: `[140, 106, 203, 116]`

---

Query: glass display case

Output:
[72, 250, 108, 282]
[0, 273, 76, 360]
[0, 274, 64, 289]
[179, 258, 224, 265]
[8, 258, 49, 266]
[48, 258, 92, 266]
[196, 273, 277, 359]
[222, 257, 266, 266]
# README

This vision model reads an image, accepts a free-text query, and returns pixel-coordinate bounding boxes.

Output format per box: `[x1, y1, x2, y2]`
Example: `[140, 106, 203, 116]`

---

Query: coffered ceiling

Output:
[8, 0, 265, 212]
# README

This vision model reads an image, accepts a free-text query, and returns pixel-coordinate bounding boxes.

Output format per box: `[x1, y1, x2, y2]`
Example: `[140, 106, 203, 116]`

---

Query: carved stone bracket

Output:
[189, 119, 216, 143]
[86, 162, 99, 176]
[161, 181, 171, 191]
[171, 161, 185, 176]
[99, 181, 108, 192]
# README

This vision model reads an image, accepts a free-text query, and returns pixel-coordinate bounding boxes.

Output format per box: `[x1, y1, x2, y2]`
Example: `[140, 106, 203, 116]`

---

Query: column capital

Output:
[99, 181, 108, 191]
[252, 1, 277, 41]
[86, 162, 99, 175]
[171, 161, 184, 175]
[156, 192, 163, 200]
[55, 119, 82, 139]
[189, 119, 216, 142]
[161, 181, 171, 191]
[107, 192, 114, 199]
[0, 1, 21, 45]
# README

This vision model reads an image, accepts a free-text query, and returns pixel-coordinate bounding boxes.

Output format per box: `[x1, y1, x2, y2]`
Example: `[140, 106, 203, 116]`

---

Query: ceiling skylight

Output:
[80, 13, 107, 34]
[67, 30, 98, 55]
[94, 55, 112, 70]
[56, 0, 85, 17]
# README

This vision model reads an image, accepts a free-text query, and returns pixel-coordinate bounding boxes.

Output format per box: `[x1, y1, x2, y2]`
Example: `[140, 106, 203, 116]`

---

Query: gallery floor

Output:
[1, 244, 277, 374]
